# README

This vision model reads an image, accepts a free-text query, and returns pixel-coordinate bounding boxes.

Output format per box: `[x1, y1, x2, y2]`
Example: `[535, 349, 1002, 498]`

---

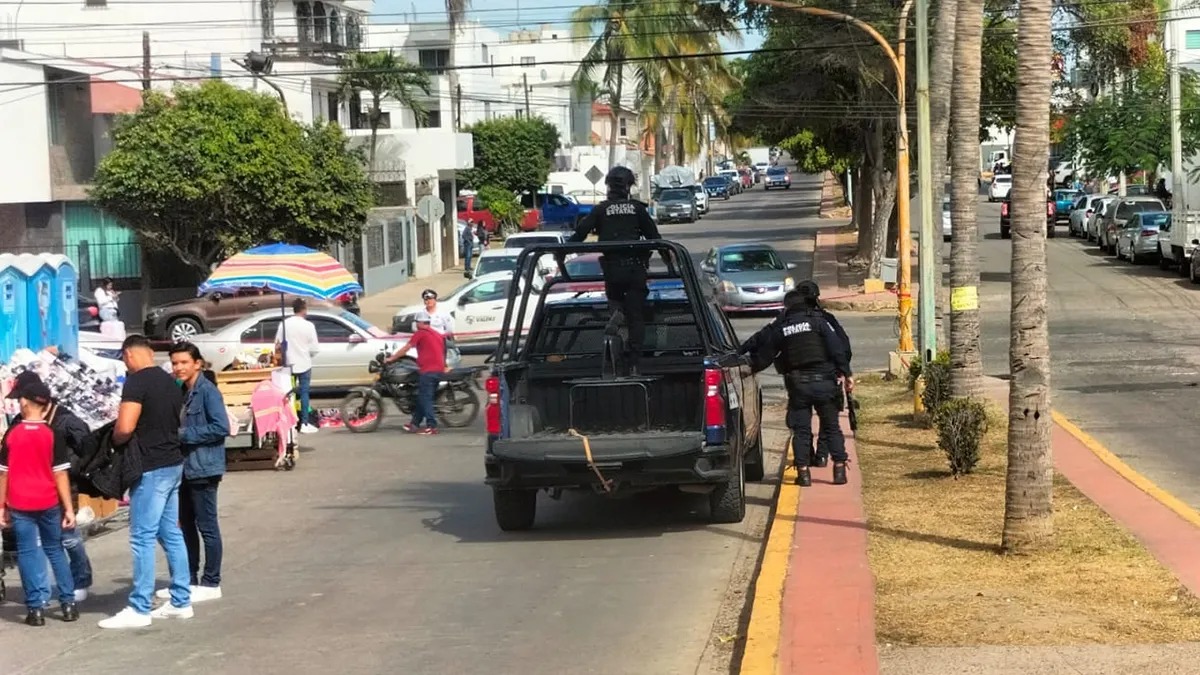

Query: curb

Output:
[813, 231, 897, 313]
[1051, 411, 1200, 529]
[741, 446, 801, 675]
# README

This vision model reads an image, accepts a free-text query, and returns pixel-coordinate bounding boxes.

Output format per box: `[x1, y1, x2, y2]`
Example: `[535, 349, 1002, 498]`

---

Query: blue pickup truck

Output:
[521, 192, 593, 229]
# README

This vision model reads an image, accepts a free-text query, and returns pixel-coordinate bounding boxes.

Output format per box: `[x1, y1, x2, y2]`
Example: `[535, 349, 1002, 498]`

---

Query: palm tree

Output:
[445, 0, 469, 130]
[948, 0, 985, 398]
[338, 50, 432, 174]
[1002, 0, 1055, 553]
[929, 0, 957, 349]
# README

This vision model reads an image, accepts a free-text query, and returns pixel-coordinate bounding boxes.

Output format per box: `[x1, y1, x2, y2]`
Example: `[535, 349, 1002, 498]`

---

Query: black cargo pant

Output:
[814, 390, 845, 460]
[600, 258, 649, 364]
[784, 372, 846, 468]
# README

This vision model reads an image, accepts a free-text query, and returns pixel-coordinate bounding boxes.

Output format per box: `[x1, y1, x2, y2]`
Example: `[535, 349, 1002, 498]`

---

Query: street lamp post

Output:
[232, 51, 288, 116]
[744, 0, 916, 355]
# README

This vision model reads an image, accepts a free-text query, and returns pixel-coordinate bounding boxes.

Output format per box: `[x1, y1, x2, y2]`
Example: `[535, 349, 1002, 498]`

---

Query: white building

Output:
[0, 0, 473, 295]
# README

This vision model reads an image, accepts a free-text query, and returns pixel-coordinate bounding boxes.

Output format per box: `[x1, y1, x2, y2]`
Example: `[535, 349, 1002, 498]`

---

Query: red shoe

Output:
[418, 427, 439, 435]
[402, 423, 419, 433]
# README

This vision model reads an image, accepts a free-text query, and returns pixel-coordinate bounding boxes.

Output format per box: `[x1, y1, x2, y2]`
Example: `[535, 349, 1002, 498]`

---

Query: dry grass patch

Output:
[855, 377, 1200, 646]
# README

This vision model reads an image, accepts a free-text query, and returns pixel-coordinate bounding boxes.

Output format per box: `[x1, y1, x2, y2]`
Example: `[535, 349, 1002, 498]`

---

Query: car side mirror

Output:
[1193, 239, 1199, 246]
[348, 333, 366, 344]
[211, 293, 222, 302]
[458, 295, 471, 306]
[786, 262, 797, 270]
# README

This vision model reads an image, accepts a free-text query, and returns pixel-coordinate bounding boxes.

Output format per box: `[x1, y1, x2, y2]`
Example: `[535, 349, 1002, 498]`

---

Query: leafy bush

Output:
[919, 354, 952, 414]
[907, 350, 950, 390]
[933, 397, 989, 477]
[477, 185, 523, 236]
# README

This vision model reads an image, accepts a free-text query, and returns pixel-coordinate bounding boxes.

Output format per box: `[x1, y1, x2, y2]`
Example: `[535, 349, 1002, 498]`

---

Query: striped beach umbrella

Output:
[197, 243, 362, 300]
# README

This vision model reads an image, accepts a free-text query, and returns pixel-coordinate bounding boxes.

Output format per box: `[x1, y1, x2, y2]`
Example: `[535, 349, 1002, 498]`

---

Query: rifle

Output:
[846, 390, 860, 432]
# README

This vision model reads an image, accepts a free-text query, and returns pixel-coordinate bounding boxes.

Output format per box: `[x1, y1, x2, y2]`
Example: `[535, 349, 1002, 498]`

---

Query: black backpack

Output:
[75, 422, 143, 500]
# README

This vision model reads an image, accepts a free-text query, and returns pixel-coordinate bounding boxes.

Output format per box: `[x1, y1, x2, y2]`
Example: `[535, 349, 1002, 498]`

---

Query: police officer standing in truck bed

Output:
[742, 281, 853, 487]
[568, 166, 661, 373]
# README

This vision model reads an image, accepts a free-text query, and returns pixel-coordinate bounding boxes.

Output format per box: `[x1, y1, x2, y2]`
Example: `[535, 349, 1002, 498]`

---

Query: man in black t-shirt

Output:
[98, 335, 194, 629]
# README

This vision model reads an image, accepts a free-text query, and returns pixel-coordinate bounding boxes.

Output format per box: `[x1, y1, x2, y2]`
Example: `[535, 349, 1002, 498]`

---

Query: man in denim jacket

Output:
[158, 344, 229, 604]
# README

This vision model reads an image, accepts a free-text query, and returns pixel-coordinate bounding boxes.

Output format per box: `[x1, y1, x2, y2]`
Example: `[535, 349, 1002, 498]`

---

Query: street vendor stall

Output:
[197, 243, 363, 471]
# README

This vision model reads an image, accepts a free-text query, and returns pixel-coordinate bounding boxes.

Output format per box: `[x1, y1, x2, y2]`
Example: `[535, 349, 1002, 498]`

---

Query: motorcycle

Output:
[339, 352, 484, 433]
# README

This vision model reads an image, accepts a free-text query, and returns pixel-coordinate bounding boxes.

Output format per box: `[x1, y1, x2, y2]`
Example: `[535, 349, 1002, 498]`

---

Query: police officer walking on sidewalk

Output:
[568, 165, 662, 374]
[742, 281, 853, 487]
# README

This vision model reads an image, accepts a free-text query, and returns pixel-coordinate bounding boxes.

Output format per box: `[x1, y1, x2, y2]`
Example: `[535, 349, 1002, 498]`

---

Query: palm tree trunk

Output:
[930, 0, 957, 351]
[1003, 0, 1055, 553]
[608, 69, 623, 168]
[948, 0, 985, 398]
[368, 93, 381, 174]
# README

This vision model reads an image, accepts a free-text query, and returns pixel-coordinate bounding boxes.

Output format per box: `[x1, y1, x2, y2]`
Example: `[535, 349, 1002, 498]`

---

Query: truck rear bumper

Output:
[485, 433, 733, 489]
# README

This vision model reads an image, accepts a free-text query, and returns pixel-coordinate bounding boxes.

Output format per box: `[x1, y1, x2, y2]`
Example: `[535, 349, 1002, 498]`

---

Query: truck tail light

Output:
[704, 368, 726, 428]
[486, 376, 501, 435]
[1086, 209, 1093, 217]
[1001, 202, 1009, 216]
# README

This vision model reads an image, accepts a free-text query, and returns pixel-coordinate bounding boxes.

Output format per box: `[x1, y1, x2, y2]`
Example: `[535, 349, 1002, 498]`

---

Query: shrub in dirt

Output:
[919, 355, 952, 415]
[933, 397, 989, 477]
[908, 350, 950, 391]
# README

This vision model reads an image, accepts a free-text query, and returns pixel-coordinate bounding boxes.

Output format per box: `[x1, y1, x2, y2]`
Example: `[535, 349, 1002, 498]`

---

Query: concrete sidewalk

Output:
[358, 267, 470, 329]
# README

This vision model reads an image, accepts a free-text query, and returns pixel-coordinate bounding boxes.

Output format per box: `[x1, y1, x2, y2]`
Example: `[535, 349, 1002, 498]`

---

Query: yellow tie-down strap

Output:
[568, 428, 614, 493]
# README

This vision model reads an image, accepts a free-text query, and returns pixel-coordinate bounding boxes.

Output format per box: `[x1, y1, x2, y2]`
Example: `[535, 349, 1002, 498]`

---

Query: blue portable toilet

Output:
[25, 259, 56, 353]
[0, 254, 32, 362]
[46, 255, 78, 358]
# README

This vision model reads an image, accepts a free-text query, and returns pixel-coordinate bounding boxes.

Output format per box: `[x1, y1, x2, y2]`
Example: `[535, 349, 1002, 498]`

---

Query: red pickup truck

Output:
[457, 194, 542, 233]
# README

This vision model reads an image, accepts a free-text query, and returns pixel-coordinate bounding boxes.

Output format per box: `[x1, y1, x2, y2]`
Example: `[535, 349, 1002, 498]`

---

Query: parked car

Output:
[654, 187, 699, 224]
[143, 290, 338, 343]
[999, 195, 1056, 239]
[457, 194, 541, 233]
[1068, 194, 1106, 238]
[483, 240, 765, 530]
[700, 243, 797, 313]
[1116, 212, 1170, 264]
[1054, 189, 1082, 222]
[988, 174, 1013, 202]
[738, 167, 753, 189]
[1086, 197, 1118, 242]
[189, 308, 404, 389]
[520, 192, 592, 229]
[703, 176, 731, 200]
[1109, 184, 1152, 196]
[1099, 196, 1165, 253]
[941, 197, 952, 240]
[763, 165, 791, 190]
[717, 169, 743, 195]
[472, 248, 558, 281]
[691, 184, 709, 215]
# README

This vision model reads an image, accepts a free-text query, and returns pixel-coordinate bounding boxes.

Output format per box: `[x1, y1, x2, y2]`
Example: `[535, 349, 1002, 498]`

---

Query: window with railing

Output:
[261, 0, 274, 38]
[418, 49, 450, 75]
[295, 1, 313, 42]
[328, 8, 341, 45]
[312, 1, 328, 43]
[416, 217, 431, 255]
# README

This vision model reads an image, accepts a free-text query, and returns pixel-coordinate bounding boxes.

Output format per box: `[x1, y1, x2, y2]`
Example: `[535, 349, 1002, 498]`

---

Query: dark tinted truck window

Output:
[529, 301, 704, 357]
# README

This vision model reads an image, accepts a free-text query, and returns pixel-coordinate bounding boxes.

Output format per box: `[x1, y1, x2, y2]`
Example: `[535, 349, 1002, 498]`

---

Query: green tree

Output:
[477, 185, 524, 235]
[460, 117, 561, 194]
[338, 50, 431, 172]
[90, 80, 374, 274]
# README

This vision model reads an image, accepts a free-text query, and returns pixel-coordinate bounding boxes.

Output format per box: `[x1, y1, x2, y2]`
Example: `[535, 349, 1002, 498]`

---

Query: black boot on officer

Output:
[569, 165, 662, 376]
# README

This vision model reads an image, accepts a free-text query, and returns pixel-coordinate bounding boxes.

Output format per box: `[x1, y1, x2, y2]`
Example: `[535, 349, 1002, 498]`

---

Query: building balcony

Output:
[345, 128, 474, 203]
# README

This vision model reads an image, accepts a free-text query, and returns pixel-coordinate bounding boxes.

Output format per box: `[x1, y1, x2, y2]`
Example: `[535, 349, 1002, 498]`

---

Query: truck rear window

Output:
[528, 302, 704, 358]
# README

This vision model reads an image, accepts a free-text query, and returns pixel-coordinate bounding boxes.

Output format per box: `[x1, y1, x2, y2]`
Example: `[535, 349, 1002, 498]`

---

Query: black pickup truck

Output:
[482, 240, 766, 531]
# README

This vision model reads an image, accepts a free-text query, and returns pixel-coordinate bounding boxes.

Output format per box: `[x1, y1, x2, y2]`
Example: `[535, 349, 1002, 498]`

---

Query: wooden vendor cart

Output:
[217, 368, 298, 472]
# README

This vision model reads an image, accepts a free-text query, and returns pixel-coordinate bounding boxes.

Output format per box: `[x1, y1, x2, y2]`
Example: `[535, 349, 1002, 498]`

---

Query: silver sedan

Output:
[1116, 212, 1171, 264]
[700, 243, 797, 313]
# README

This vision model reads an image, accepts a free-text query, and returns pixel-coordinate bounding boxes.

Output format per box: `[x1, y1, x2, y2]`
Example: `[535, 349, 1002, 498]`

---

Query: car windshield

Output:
[506, 235, 559, 250]
[564, 257, 603, 276]
[661, 189, 692, 201]
[691, 185, 703, 194]
[1144, 213, 1171, 227]
[994, 175, 1012, 183]
[339, 310, 388, 338]
[719, 249, 784, 272]
[767, 167, 787, 176]
[476, 254, 519, 276]
[1056, 191, 1078, 200]
[942, 200, 951, 212]
[703, 177, 726, 187]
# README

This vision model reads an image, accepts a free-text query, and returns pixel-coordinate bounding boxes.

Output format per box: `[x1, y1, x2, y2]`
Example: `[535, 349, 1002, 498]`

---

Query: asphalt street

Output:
[841, 195, 1200, 511]
[0, 179, 824, 674]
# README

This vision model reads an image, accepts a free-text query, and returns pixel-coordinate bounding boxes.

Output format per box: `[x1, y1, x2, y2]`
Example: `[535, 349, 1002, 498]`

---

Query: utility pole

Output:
[915, 0, 936, 364]
[141, 31, 151, 91]
[1170, 0, 1184, 219]
[523, 73, 531, 117]
[456, 83, 463, 131]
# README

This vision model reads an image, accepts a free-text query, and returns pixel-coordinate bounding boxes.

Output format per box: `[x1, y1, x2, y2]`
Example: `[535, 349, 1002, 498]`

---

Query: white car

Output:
[941, 197, 952, 239]
[691, 184, 709, 214]
[1069, 194, 1106, 238]
[988, 174, 1012, 202]
[190, 308, 408, 389]
[1086, 197, 1117, 242]
[503, 231, 570, 250]
[390, 271, 571, 348]
[457, 220, 482, 252]
[472, 248, 557, 282]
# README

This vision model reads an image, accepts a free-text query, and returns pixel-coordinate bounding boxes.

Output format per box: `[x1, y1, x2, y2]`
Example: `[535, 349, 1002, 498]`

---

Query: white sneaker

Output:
[98, 607, 152, 629]
[191, 585, 222, 602]
[150, 603, 194, 620]
[300, 424, 320, 434]
[74, 588, 89, 602]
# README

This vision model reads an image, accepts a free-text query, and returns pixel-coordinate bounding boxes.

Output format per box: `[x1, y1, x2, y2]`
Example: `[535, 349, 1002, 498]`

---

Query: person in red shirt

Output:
[0, 377, 78, 626]
[385, 311, 447, 435]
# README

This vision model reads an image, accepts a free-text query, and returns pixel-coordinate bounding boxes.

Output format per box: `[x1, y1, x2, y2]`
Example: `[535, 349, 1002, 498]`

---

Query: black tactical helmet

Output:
[605, 165, 637, 193]
[796, 280, 821, 305]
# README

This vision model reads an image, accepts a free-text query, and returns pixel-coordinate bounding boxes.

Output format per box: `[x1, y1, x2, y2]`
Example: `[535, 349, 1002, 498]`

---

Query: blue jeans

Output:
[62, 527, 93, 590]
[411, 372, 440, 429]
[180, 477, 222, 587]
[11, 506, 74, 609]
[463, 245, 473, 275]
[128, 464, 190, 613]
[295, 369, 312, 426]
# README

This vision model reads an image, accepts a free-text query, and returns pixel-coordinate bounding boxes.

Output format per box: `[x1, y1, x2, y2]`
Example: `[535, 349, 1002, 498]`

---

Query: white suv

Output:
[691, 184, 709, 215]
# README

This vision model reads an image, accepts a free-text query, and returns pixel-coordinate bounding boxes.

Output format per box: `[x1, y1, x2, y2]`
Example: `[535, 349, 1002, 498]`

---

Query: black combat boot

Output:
[809, 450, 829, 468]
[61, 602, 79, 622]
[25, 608, 45, 626]
[832, 462, 848, 486]
[795, 467, 812, 487]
